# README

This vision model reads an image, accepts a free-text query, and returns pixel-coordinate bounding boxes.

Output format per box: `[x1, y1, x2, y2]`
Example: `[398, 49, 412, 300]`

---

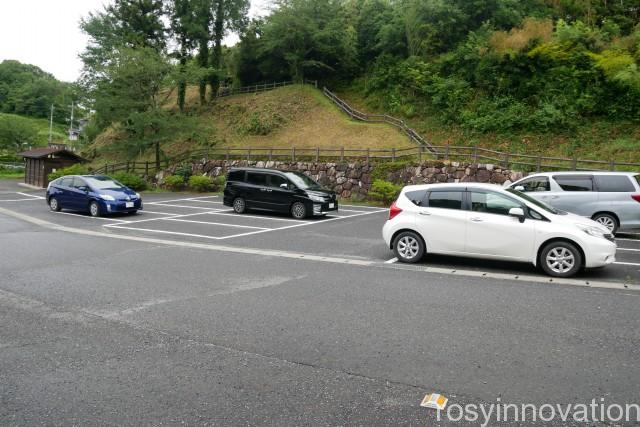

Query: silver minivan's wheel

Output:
[89, 201, 101, 217]
[291, 202, 307, 219]
[592, 213, 618, 234]
[540, 241, 583, 278]
[392, 231, 425, 263]
[49, 197, 61, 212]
[233, 197, 246, 214]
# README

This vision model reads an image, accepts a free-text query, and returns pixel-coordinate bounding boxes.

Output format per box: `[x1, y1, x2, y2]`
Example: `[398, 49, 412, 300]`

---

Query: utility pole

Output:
[68, 102, 75, 138]
[48, 104, 54, 145]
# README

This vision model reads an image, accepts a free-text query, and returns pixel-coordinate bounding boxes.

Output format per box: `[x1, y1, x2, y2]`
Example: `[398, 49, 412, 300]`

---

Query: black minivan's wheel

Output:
[233, 197, 246, 214]
[89, 201, 101, 217]
[291, 202, 307, 219]
[49, 197, 61, 212]
[392, 231, 425, 263]
[539, 241, 583, 278]
[592, 213, 618, 234]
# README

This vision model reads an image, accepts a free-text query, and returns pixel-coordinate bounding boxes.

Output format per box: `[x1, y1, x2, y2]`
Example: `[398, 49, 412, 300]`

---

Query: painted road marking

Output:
[146, 195, 219, 205]
[163, 218, 270, 230]
[1, 206, 638, 292]
[614, 261, 640, 266]
[385, 258, 398, 264]
[16, 192, 45, 199]
[617, 248, 640, 252]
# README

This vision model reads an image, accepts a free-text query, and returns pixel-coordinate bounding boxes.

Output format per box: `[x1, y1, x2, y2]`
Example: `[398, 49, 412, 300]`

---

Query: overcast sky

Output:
[0, 0, 268, 83]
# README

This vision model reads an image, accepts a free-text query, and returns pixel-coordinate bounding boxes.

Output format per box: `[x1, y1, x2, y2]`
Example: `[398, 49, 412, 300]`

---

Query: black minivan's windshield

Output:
[85, 176, 125, 190]
[506, 188, 562, 215]
[283, 172, 322, 190]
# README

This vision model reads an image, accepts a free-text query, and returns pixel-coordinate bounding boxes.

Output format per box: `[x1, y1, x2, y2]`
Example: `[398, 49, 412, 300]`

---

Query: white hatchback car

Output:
[382, 183, 617, 277]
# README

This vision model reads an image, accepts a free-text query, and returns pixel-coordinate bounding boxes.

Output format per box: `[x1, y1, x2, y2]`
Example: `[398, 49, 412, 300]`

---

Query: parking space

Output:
[1, 190, 638, 284]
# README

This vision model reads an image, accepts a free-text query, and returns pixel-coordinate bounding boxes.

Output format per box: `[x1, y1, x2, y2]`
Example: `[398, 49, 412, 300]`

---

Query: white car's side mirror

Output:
[509, 207, 526, 223]
[514, 185, 525, 191]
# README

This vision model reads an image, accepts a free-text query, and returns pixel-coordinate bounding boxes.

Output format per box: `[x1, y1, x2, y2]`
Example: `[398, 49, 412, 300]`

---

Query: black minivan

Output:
[223, 168, 338, 219]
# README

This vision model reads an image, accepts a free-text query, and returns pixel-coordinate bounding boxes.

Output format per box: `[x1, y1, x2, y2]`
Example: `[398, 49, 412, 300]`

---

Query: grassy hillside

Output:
[0, 113, 67, 148]
[87, 85, 412, 166]
[336, 88, 640, 164]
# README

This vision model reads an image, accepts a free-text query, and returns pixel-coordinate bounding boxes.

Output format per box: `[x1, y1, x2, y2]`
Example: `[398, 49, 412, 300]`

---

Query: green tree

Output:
[0, 115, 38, 152]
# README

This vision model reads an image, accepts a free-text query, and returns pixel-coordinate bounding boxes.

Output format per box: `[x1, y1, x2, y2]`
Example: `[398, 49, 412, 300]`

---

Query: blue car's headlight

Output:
[99, 194, 115, 201]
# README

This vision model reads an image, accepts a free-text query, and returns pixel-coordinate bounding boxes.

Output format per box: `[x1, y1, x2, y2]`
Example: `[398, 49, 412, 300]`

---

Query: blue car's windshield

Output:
[85, 176, 125, 191]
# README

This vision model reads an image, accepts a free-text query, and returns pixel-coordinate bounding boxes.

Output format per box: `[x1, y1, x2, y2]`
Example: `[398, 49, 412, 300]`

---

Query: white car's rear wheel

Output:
[393, 231, 425, 263]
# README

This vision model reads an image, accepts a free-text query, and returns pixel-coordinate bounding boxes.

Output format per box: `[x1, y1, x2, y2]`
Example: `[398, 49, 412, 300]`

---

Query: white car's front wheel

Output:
[540, 241, 582, 278]
[392, 231, 425, 263]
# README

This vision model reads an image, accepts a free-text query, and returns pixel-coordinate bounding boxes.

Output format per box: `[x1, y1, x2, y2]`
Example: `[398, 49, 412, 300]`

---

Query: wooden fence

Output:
[216, 79, 317, 98]
[91, 145, 640, 176]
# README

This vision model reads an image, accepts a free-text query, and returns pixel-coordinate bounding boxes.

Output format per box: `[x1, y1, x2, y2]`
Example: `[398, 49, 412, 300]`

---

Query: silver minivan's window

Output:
[553, 175, 593, 191]
[594, 175, 635, 192]
[515, 176, 549, 192]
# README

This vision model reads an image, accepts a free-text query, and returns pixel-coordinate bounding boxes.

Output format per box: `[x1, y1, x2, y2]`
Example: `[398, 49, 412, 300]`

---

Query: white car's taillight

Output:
[388, 201, 402, 220]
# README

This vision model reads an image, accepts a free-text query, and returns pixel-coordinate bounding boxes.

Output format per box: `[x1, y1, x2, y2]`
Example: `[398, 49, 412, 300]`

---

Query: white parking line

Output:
[215, 209, 388, 241]
[53, 211, 128, 223]
[203, 210, 312, 223]
[0, 198, 42, 202]
[16, 192, 45, 199]
[614, 261, 640, 266]
[164, 218, 269, 230]
[104, 210, 225, 226]
[616, 238, 640, 243]
[385, 257, 398, 264]
[144, 203, 224, 210]
[103, 225, 230, 240]
[617, 248, 640, 252]
[146, 195, 218, 205]
[185, 199, 224, 204]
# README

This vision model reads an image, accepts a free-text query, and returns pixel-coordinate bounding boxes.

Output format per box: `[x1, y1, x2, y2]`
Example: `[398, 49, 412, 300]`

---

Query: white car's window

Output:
[428, 191, 462, 210]
[471, 192, 521, 216]
[515, 176, 549, 192]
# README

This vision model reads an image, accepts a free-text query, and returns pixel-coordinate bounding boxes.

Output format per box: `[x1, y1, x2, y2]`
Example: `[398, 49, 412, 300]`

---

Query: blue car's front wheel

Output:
[89, 201, 101, 217]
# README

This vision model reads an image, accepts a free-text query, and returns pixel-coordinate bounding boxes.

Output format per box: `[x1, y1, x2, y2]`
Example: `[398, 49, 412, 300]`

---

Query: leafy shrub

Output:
[188, 175, 213, 192]
[112, 172, 148, 191]
[174, 164, 193, 181]
[212, 175, 226, 192]
[48, 164, 89, 181]
[368, 179, 402, 205]
[164, 175, 186, 190]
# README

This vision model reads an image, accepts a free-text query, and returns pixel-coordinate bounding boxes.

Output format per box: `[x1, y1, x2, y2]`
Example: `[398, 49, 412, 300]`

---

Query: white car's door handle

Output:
[418, 211, 431, 216]
[470, 217, 483, 222]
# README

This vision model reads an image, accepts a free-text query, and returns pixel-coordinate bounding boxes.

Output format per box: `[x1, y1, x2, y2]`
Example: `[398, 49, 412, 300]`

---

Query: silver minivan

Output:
[509, 172, 640, 233]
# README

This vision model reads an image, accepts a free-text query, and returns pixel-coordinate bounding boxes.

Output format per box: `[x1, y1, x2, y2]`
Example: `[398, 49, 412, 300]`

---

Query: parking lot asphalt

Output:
[1, 188, 638, 285]
[1, 185, 640, 425]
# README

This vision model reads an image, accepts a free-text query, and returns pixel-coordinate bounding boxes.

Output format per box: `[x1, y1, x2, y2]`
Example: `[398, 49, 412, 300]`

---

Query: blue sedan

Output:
[46, 175, 143, 217]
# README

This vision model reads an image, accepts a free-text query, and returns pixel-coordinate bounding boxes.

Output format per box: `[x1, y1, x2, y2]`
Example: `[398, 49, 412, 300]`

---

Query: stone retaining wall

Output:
[162, 159, 526, 199]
